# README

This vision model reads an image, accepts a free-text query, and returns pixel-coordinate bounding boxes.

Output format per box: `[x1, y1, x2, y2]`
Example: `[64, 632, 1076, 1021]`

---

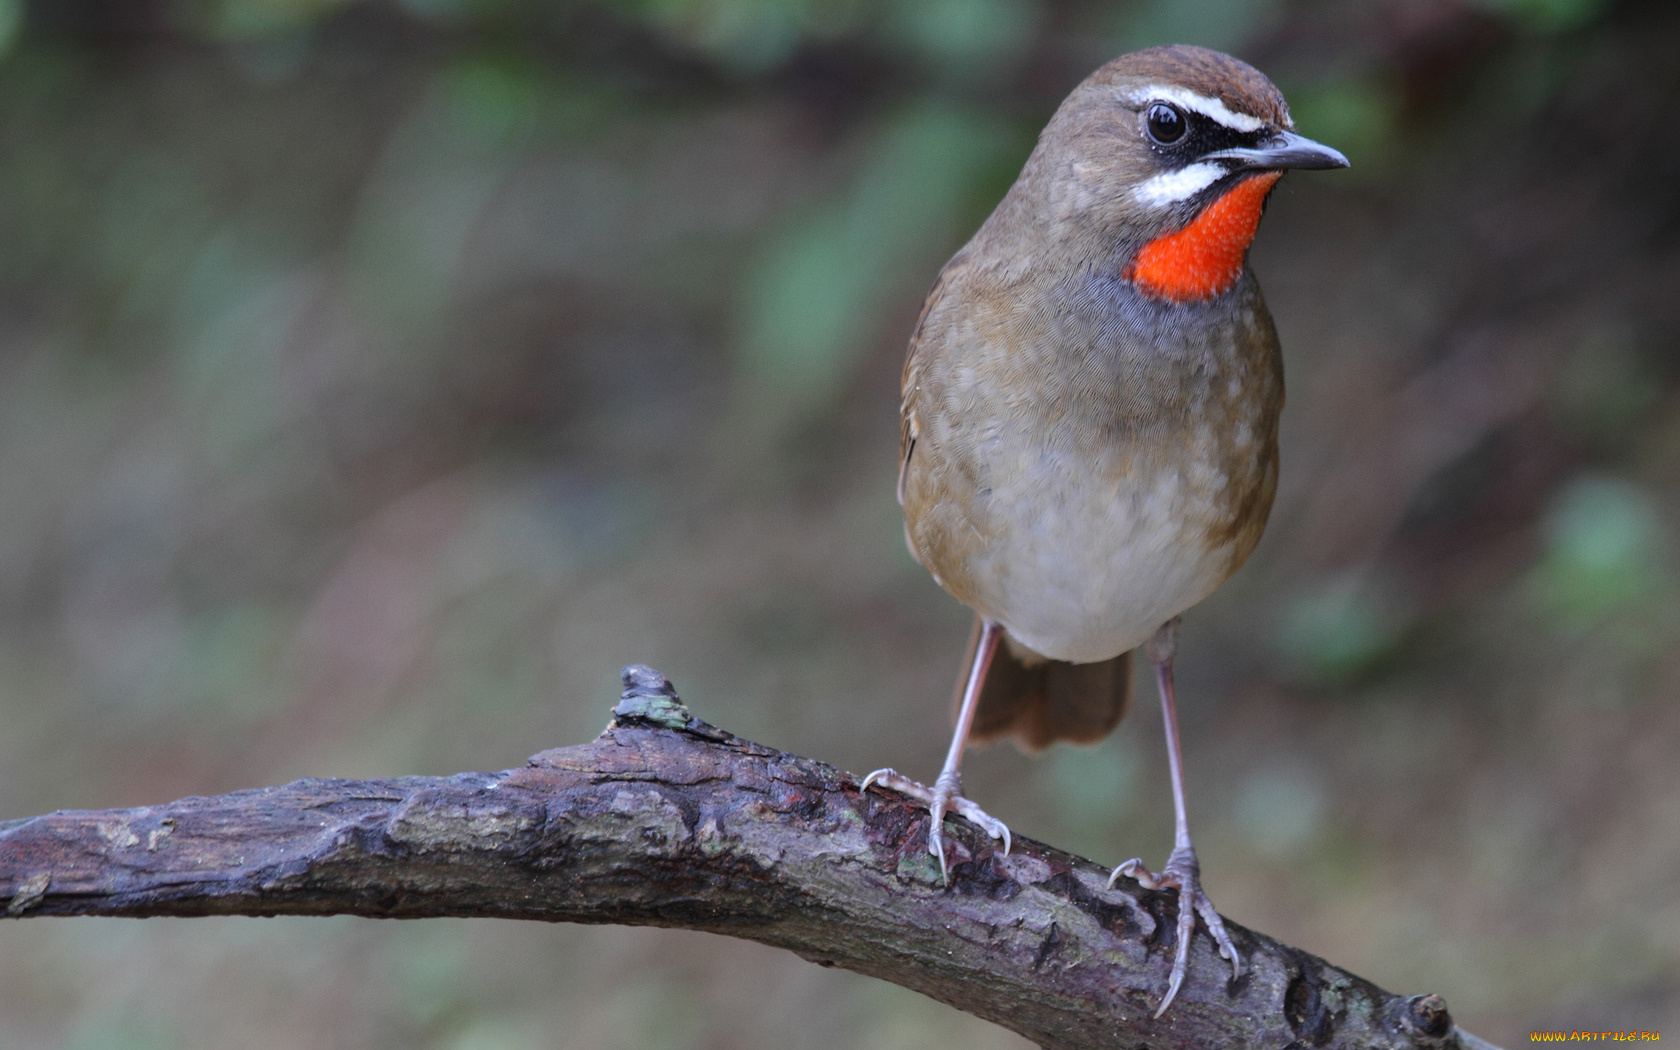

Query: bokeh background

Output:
[0, 0, 1676, 1045]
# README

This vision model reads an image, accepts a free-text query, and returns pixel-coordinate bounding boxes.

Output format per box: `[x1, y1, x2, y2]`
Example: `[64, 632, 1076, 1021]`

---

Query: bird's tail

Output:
[960, 616, 1132, 753]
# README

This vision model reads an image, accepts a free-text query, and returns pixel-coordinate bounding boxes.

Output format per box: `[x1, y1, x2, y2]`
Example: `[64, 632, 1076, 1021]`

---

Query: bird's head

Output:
[1015, 45, 1348, 303]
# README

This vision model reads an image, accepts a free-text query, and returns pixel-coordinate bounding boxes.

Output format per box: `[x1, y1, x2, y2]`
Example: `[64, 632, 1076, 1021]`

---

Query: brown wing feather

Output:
[898, 249, 970, 515]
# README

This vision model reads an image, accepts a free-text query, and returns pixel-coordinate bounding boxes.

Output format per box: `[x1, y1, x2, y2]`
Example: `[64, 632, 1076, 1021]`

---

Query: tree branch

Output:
[1, 666, 1501, 1050]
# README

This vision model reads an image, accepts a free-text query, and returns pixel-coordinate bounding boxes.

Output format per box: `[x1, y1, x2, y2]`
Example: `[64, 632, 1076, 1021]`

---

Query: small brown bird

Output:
[863, 45, 1347, 1014]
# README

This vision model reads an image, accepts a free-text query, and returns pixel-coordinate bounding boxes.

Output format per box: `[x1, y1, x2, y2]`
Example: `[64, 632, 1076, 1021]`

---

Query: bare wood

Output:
[0, 666, 1499, 1050]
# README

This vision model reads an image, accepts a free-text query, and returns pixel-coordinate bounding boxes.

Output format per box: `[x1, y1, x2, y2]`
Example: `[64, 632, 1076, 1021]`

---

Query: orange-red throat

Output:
[1125, 171, 1282, 303]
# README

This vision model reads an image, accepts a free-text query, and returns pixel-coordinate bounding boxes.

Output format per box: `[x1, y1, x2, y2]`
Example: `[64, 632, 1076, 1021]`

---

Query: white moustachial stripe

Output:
[1132, 161, 1225, 206]
[1123, 84, 1269, 133]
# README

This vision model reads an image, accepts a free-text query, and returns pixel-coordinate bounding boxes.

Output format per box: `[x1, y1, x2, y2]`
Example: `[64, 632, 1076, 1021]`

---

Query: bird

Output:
[861, 44, 1348, 1016]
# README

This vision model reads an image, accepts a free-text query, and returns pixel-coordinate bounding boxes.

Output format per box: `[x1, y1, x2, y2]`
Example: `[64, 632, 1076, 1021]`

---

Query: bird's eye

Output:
[1146, 102, 1186, 144]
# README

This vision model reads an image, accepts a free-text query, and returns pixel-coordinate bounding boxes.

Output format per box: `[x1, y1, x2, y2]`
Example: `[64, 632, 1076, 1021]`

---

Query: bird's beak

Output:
[1203, 129, 1350, 171]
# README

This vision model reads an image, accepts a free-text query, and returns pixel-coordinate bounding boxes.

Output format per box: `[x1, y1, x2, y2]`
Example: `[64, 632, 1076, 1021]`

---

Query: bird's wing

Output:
[898, 249, 971, 508]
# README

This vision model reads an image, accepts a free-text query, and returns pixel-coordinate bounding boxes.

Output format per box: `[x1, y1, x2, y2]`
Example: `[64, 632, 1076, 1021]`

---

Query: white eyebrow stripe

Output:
[1122, 84, 1267, 133]
[1132, 161, 1226, 206]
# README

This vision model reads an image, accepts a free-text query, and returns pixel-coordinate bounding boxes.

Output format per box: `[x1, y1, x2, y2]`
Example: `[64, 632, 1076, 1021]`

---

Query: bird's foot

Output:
[1108, 845, 1242, 1017]
[860, 768, 1011, 882]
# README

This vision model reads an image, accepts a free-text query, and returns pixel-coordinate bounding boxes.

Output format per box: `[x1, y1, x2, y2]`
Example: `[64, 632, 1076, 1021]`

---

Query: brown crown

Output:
[1095, 44, 1291, 128]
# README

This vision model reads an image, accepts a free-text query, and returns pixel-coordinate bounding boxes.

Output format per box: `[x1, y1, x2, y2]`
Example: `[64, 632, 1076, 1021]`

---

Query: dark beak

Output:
[1203, 129, 1350, 171]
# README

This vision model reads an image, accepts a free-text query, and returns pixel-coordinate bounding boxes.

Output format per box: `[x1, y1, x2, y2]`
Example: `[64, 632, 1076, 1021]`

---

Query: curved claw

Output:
[947, 795, 1011, 855]
[927, 811, 950, 883]
[1107, 857, 1155, 890]
[858, 768, 1011, 882]
[1106, 848, 1242, 1017]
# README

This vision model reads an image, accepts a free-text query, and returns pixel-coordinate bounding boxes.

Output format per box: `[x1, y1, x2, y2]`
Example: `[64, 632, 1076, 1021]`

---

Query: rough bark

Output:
[0, 666, 1502, 1050]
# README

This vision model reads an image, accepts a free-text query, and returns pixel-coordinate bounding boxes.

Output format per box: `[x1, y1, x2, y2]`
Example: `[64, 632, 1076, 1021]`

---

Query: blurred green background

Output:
[1, 0, 1677, 1045]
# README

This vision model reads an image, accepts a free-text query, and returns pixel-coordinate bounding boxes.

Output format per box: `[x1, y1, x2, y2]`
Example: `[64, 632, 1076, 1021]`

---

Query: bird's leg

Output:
[863, 617, 1011, 882]
[1108, 618, 1242, 1016]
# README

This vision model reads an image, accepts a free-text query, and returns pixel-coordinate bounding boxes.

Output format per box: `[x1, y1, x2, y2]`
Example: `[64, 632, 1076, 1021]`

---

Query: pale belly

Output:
[938, 444, 1242, 664]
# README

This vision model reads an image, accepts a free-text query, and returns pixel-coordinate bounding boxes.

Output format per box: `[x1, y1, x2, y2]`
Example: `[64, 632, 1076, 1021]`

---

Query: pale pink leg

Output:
[1108, 618, 1242, 1016]
[864, 619, 1011, 882]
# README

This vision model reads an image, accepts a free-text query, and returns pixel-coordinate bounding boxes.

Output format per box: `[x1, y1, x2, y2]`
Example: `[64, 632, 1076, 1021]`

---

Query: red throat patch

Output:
[1124, 171, 1282, 303]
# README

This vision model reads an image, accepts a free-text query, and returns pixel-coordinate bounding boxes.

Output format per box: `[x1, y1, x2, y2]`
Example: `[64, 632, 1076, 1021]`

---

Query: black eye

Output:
[1146, 102, 1186, 144]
